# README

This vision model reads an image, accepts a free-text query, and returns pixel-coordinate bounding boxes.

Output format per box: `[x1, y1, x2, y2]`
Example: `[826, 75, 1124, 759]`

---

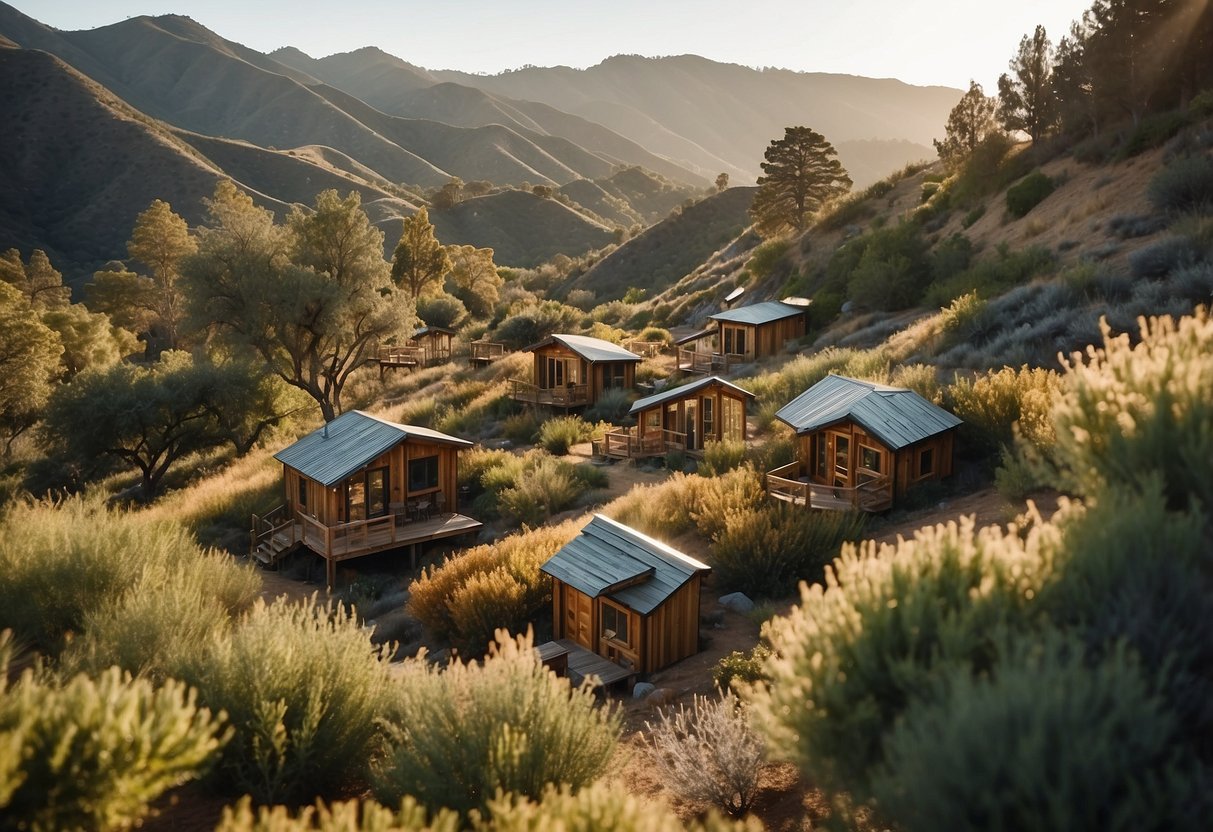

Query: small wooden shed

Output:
[677, 300, 808, 372]
[540, 515, 711, 675]
[604, 376, 754, 458]
[410, 325, 456, 364]
[511, 334, 641, 410]
[766, 374, 962, 512]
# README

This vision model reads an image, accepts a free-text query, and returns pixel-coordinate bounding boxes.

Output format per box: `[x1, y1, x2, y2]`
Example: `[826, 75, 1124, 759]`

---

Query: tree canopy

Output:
[934, 81, 1000, 168]
[997, 26, 1058, 143]
[0, 282, 62, 455]
[391, 207, 451, 300]
[444, 245, 501, 319]
[749, 127, 851, 238]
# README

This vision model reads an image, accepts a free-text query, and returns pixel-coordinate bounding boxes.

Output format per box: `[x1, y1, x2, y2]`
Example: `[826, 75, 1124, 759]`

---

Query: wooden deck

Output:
[765, 462, 893, 512]
[469, 340, 506, 365]
[509, 379, 590, 408]
[378, 345, 424, 375]
[548, 639, 637, 689]
[676, 348, 743, 375]
[601, 427, 687, 459]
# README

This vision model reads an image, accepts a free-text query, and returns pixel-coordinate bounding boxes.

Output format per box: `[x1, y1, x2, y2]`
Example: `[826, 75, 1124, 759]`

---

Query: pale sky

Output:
[20, 0, 1093, 90]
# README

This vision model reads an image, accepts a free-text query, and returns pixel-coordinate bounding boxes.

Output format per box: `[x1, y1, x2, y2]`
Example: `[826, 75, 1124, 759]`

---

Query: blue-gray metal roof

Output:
[274, 410, 471, 488]
[628, 376, 756, 415]
[775, 374, 962, 451]
[527, 334, 642, 363]
[709, 300, 808, 326]
[540, 515, 711, 616]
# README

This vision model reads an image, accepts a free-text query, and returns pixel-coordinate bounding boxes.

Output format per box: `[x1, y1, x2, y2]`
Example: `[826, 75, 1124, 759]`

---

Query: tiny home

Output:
[540, 515, 711, 675]
[766, 374, 962, 512]
[677, 300, 808, 373]
[410, 325, 456, 365]
[252, 410, 482, 587]
[511, 334, 641, 410]
[604, 376, 754, 459]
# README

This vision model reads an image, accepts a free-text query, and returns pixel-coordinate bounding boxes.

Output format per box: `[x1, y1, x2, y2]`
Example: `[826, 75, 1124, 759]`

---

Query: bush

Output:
[745, 239, 790, 280]
[169, 598, 393, 803]
[416, 293, 467, 330]
[845, 222, 932, 311]
[0, 653, 225, 831]
[1120, 108, 1190, 158]
[924, 245, 1055, 309]
[603, 467, 765, 542]
[537, 415, 593, 455]
[583, 387, 632, 422]
[929, 233, 974, 284]
[501, 411, 540, 445]
[712, 644, 772, 693]
[1128, 235, 1206, 279]
[484, 784, 757, 832]
[216, 796, 450, 832]
[498, 456, 584, 525]
[870, 635, 1202, 832]
[642, 690, 764, 817]
[709, 504, 865, 598]
[697, 439, 747, 476]
[407, 521, 580, 652]
[749, 511, 1062, 797]
[375, 632, 621, 818]
[961, 205, 985, 228]
[637, 326, 672, 344]
[945, 365, 1060, 455]
[1005, 171, 1055, 219]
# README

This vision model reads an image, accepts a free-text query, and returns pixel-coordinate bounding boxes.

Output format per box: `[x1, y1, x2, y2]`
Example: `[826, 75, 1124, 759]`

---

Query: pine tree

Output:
[997, 26, 1058, 142]
[934, 81, 999, 168]
[391, 207, 452, 299]
[749, 126, 851, 238]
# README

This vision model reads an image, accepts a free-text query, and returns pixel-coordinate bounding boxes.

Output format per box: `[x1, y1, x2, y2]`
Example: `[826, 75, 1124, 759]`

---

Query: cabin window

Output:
[722, 396, 745, 441]
[666, 403, 678, 432]
[603, 363, 627, 389]
[347, 478, 366, 522]
[408, 455, 440, 493]
[918, 447, 935, 479]
[701, 397, 714, 441]
[297, 477, 308, 512]
[812, 434, 827, 478]
[644, 409, 661, 433]
[859, 444, 883, 475]
[366, 467, 388, 518]
[601, 601, 630, 647]
[723, 326, 748, 356]
[542, 356, 565, 388]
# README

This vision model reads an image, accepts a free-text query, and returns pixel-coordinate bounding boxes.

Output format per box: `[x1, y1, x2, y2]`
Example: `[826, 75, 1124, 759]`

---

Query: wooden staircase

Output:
[251, 506, 301, 568]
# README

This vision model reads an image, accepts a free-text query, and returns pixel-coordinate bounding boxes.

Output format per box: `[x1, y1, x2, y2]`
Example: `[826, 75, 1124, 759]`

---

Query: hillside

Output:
[436, 54, 960, 186]
[559, 186, 756, 302]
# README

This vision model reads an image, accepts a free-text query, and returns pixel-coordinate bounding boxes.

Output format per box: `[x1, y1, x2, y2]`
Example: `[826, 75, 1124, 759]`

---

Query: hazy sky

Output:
[23, 0, 1094, 90]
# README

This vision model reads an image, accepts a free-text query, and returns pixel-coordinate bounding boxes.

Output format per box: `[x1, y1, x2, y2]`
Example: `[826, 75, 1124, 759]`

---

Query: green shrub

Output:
[1120, 109, 1190, 158]
[745, 239, 790, 280]
[0, 655, 225, 831]
[583, 387, 632, 422]
[485, 783, 756, 832]
[501, 411, 540, 445]
[217, 796, 453, 832]
[416, 293, 467, 330]
[709, 504, 865, 598]
[0, 498, 259, 655]
[925, 244, 1055, 308]
[169, 598, 393, 803]
[637, 326, 672, 344]
[871, 635, 1202, 832]
[945, 365, 1060, 455]
[929, 233, 974, 284]
[845, 222, 932, 311]
[697, 439, 747, 476]
[375, 632, 621, 818]
[1129, 235, 1205, 279]
[603, 467, 765, 542]
[961, 205, 985, 228]
[889, 363, 941, 402]
[1148, 155, 1213, 215]
[407, 521, 579, 652]
[1005, 171, 1055, 219]
[1052, 309, 1213, 511]
[713, 644, 773, 693]
[750, 511, 1062, 797]
[537, 416, 593, 455]
[498, 457, 584, 525]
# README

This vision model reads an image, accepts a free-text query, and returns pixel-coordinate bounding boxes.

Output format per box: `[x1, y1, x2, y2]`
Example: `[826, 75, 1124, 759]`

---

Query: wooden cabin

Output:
[766, 375, 962, 512]
[252, 411, 482, 587]
[410, 325, 456, 365]
[540, 515, 711, 676]
[677, 300, 808, 373]
[511, 334, 641, 410]
[603, 376, 755, 459]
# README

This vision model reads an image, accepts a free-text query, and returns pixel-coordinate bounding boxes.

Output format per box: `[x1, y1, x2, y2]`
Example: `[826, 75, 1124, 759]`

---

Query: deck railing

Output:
[676, 348, 744, 374]
[378, 345, 424, 366]
[602, 427, 687, 458]
[250, 505, 297, 558]
[626, 340, 666, 358]
[509, 379, 590, 407]
[765, 462, 893, 512]
[470, 340, 506, 363]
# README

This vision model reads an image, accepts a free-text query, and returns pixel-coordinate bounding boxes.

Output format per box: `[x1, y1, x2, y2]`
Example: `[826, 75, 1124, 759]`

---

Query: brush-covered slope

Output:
[558, 179, 643, 228]
[560, 186, 756, 302]
[426, 190, 615, 268]
[437, 54, 960, 186]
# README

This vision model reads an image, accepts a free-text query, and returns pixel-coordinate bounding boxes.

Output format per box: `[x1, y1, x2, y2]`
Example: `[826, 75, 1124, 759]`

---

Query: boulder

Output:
[632, 681, 656, 700]
[718, 592, 755, 613]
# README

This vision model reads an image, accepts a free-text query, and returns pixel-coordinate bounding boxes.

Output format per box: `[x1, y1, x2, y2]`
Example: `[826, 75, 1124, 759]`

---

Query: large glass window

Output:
[812, 434, 827, 478]
[366, 467, 388, 518]
[408, 455, 439, 493]
[347, 478, 366, 522]
[701, 397, 714, 441]
[603, 363, 627, 389]
[601, 601, 630, 646]
[859, 444, 883, 474]
[297, 477, 308, 511]
[722, 396, 745, 441]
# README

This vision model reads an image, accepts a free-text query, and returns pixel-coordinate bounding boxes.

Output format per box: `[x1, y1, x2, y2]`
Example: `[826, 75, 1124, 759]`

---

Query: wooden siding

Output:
[634, 383, 748, 452]
[640, 574, 703, 673]
[713, 315, 805, 361]
[527, 343, 634, 407]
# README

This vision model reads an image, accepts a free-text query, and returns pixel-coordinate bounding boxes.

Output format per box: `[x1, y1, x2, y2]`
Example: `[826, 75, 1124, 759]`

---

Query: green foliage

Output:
[603, 466, 766, 542]
[486, 784, 759, 832]
[738, 348, 878, 427]
[709, 504, 865, 598]
[871, 636, 1201, 832]
[712, 644, 773, 694]
[845, 222, 931, 310]
[501, 411, 540, 445]
[929, 233, 974, 284]
[751, 126, 852, 237]
[961, 205, 985, 228]
[697, 438, 748, 476]
[493, 301, 581, 349]
[1120, 109, 1191, 158]
[637, 326, 672, 344]
[995, 25, 1057, 143]
[217, 796, 455, 832]
[392, 207, 451, 299]
[497, 457, 586, 526]
[583, 387, 632, 423]
[407, 521, 580, 652]
[1148, 155, 1213, 215]
[170, 598, 393, 804]
[750, 512, 1061, 797]
[1005, 171, 1055, 218]
[39, 302, 136, 377]
[924, 244, 1054, 309]
[0, 498, 259, 655]
[0, 282, 62, 455]
[745, 239, 790, 279]
[621, 286, 647, 304]
[537, 416, 593, 455]
[375, 632, 621, 818]
[0, 657, 225, 831]
[1128, 235, 1205, 279]
[1051, 309, 1213, 511]
[945, 365, 1059, 455]
[934, 82, 999, 169]
[416, 293, 466, 330]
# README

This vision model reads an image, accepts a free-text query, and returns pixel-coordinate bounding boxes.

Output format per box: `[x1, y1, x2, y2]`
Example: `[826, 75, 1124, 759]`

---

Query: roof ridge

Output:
[588, 514, 711, 572]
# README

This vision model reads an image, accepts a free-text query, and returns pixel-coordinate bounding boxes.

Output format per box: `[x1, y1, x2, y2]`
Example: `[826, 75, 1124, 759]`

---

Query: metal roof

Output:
[775, 374, 963, 450]
[526, 333, 642, 363]
[674, 327, 715, 346]
[629, 376, 755, 415]
[540, 515, 710, 616]
[274, 410, 471, 488]
[709, 300, 808, 326]
[413, 325, 457, 338]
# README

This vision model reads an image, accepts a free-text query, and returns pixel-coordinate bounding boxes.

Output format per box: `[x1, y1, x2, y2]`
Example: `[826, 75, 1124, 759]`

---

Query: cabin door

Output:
[564, 588, 593, 650]
[685, 399, 698, 450]
[830, 432, 851, 488]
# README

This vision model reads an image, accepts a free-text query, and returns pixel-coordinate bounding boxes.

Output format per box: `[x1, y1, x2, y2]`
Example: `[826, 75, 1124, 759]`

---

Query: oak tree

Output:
[391, 207, 451, 299]
[445, 245, 501, 319]
[750, 127, 851, 237]
[0, 282, 62, 455]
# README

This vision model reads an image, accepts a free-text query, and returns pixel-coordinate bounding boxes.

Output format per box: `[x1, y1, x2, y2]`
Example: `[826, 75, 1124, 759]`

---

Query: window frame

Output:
[600, 599, 632, 648]
[407, 454, 440, 495]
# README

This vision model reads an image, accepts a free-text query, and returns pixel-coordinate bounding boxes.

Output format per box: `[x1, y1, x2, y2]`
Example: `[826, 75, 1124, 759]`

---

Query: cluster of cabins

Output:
[255, 298, 963, 681]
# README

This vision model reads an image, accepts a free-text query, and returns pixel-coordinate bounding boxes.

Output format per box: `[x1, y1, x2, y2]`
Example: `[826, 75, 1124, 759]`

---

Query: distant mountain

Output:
[435, 55, 960, 187]
[558, 187, 757, 303]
